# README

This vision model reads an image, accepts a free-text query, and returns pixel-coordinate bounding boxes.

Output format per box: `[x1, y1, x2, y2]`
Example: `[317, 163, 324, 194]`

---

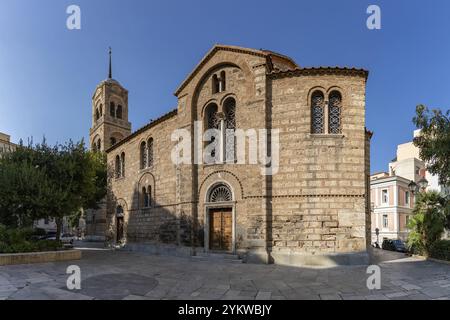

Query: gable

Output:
[174, 44, 298, 97]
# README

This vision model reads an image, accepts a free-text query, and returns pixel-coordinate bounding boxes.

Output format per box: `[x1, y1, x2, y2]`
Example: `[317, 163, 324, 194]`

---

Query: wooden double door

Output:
[209, 208, 232, 252]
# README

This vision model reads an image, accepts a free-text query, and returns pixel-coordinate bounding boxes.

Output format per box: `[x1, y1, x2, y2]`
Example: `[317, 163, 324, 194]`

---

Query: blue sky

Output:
[0, 0, 449, 173]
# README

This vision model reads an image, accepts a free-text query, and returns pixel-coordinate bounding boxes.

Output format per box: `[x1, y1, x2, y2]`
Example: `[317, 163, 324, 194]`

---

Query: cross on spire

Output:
[108, 47, 112, 79]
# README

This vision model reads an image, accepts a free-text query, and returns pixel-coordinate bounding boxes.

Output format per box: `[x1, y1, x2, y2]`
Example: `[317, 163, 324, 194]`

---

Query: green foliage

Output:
[0, 224, 63, 253]
[407, 191, 447, 256]
[429, 240, 450, 261]
[0, 138, 107, 236]
[33, 228, 47, 237]
[0, 160, 56, 228]
[413, 105, 450, 187]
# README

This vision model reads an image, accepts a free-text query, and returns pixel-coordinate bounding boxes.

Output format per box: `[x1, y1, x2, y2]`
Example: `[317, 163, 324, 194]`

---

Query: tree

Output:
[0, 160, 57, 228]
[407, 191, 447, 256]
[413, 105, 450, 187]
[0, 139, 107, 240]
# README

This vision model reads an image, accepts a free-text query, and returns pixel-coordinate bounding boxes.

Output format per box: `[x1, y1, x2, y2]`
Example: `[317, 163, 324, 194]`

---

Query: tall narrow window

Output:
[383, 214, 389, 228]
[116, 105, 123, 119]
[328, 91, 342, 134]
[121, 152, 125, 177]
[311, 91, 325, 134]
[206, 104, 219, 130]
[205, 104, 219, 162]
[147, 138, 154, 167]
[382, 189, 388, 204]
[140, 141, 147, 169]
[142, 187, 149, 208]
[110, 137, 117, 147]
[405, 191, 410, 206]
[115, 155, 121, 178]
[96, 139, 101, 152]
[110, 102, 116, 117]
[99, 104, 103, 116]
[224, 98, 236, 163]
[95, 109, 100, 121]
[212, 74, 220, 94]
[220, 71, 226, 92]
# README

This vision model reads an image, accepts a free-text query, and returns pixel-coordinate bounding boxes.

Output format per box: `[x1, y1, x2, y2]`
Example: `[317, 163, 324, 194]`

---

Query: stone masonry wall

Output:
[268, 73, 368, 256]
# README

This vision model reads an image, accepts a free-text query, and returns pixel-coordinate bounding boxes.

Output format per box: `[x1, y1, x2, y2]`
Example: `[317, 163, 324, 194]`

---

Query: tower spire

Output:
[108, 47, 112, 79]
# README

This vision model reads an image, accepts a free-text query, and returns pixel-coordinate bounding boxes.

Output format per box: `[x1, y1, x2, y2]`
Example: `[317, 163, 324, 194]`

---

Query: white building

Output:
[390, 130, 448, 194]
[371, 129, 448, 243]
[370, 173, 415, 243]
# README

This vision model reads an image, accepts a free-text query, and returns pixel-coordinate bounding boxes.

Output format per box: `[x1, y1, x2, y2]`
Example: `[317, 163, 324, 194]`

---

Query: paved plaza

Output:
[0, 244, 449, 300]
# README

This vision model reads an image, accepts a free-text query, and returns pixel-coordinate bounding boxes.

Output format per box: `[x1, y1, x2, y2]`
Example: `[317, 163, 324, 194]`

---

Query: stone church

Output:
[87, 44, 372, 266]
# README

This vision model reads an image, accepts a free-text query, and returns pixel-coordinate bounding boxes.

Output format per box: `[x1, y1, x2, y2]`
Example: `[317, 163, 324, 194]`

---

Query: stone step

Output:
[197, 252, 240, 260]
[191, 252, 243, 263]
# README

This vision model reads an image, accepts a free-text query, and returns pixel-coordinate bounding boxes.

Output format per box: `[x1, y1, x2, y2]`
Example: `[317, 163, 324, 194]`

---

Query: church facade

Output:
[88, 45, 372, 266]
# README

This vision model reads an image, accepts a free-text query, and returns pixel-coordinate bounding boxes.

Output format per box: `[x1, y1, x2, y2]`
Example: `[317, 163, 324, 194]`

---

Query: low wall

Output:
[0, 250, 82, 266]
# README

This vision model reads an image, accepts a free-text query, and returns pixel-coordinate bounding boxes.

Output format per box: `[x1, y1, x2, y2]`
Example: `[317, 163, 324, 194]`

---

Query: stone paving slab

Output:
[0, 248, 448, 300]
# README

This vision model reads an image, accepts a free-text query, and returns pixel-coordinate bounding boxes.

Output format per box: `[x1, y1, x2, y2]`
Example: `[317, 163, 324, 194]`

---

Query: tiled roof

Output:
[268, 67, 369, 80]
[106, 108, 178, 153]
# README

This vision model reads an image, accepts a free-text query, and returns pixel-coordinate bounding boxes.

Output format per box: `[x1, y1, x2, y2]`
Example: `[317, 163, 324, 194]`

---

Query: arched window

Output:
[206, 104, 219, 130]
[224, 98, 236, 130]
[99, 104, 103, 116]
[140, 141, 147, 169]
[115, 155, 121, 178]
[224, 98, 236, 162]
[141, 186, 152, 208]
[95, 109, 100, 121]
[311, 91, 325, 134]
[96, 139, 101, 152]
[328, 91, 342, 134]
[116, 205, 123, 215]
[205, 104, 219, 161]
[110, 137, 117, 147]
[147, 138, 154, 167]
[116, 105, 123, 119]
[212, 74, 220, 94]
[121, 152, 125, 177]
[220, 71, 226, 92]
[208, 183, 233, 202]
[110, 102, 116, 117]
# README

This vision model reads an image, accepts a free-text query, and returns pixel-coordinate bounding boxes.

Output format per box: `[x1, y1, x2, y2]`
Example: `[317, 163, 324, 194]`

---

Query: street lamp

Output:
[408, 181, 419, 195]
[417, 177, 429, 192]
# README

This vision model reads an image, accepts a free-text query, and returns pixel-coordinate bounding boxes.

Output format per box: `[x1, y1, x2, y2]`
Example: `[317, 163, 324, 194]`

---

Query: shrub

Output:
[0, 225, 63, 253]
[36, 240, 63, 252]
[407, 191, 447, 255]
[429, 240, 450, 261]
[33, 228, 47, 237]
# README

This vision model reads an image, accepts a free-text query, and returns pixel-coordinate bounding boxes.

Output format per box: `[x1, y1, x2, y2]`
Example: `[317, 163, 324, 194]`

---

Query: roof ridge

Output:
[106, 108, 178, 153]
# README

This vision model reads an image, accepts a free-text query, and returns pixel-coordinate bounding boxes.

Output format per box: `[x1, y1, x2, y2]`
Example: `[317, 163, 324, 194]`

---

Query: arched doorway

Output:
[205, 183, 235, 253]
[116, 205, 124, 244]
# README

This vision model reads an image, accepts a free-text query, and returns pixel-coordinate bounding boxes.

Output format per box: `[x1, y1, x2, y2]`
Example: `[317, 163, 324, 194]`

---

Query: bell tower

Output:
[90, 48, 131, 152]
